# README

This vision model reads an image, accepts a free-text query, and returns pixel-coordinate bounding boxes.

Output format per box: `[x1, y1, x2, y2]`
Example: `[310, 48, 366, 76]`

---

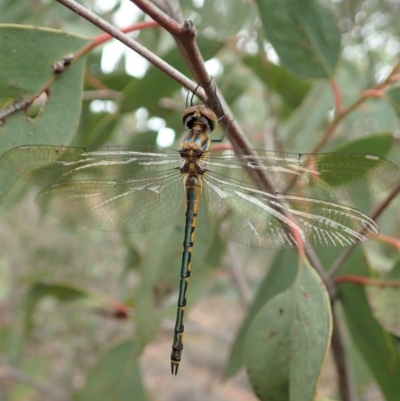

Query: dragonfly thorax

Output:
[179, 143, 207, 175]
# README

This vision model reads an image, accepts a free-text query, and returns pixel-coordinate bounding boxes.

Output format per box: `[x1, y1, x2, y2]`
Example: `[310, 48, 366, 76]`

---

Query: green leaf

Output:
[337, 247, 400, 401]
[0, 324, 23, 362]
[330, 132, 395, 156]
[365, 259, 400, 337]
[280, 81, 333, 146]
[74, 102, 120, 149]
[244, 258, 332, 401]
[313, 133, 400, 198]
[366, 285, 400, 337]
[385, 87, 400, 117]
[0, 24, 89, 198]
[255, 0, 341, 78]
[23, 282, 88, 334]
[243, 55, 311, 110]
[224, 250, 297, 379]
[76, 340, 147, 401]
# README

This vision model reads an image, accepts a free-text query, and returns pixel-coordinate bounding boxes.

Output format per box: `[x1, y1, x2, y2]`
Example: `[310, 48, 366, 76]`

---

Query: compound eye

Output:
[182, 113, 194, 130]
[201, 116, 215, 132]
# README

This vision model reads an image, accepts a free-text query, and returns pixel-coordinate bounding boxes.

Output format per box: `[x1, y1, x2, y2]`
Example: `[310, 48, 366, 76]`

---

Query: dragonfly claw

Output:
[171, 361, 179, 375]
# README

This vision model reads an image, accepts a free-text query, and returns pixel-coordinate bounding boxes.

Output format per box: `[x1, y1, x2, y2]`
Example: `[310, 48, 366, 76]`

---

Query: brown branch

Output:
[130, 0, 183, 34]
[370, 181, 400, 221]
[304, 249, 337, 301]
[55, 0, 203, 97]
[0, 97, 35, 122]
[130, 1, 211, 91]
[130, 1, 257, 150]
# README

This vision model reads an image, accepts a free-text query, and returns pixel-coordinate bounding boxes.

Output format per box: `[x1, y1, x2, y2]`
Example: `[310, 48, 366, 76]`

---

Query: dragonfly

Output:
[1, 105, 399, 374]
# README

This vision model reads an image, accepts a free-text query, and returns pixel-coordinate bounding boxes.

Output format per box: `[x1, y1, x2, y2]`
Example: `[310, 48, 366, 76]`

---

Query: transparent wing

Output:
[204, 149, 400, 200]
[0, 145, 181, 186]
[35, 172, 184, 232]
[0, 145, 184, 232]
[202, 172, 378, 249]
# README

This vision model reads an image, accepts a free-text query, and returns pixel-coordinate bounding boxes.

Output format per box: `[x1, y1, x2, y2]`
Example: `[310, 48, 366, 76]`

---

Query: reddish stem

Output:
[312, 58, 400, 152]
[377, 234, 400, 250]
[75, 21, 159, 59]
[334, 275, 400, 287]
[94, 21, 158, 46]
[330, 79, 342, 112]
[362, 89, 385, 99]
[209, 143, 233, 152]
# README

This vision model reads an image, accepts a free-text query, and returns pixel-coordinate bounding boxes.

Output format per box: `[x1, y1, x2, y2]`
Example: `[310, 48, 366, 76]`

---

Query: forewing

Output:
[202, 173, 378, 249]
[204, 149, 400, 200]
[0, 145, 181, 186]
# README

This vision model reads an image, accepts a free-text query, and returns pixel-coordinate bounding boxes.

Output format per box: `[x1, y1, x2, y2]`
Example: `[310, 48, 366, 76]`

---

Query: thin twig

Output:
[74, 21, 159, 60]
[130, 1, 210, 85]
[131, 0, 183, 35]
[330, 306, 356, 401]
[305, 248, 337, 300]
[334, 275, 400, 287]
[129, 2, 228, 122]
[370, 181, 400, 222]
[0, 97, 35, 121]
[55, 0, 206, 100]
[0, 358, 71, 401]
[313, 58, 400, 153]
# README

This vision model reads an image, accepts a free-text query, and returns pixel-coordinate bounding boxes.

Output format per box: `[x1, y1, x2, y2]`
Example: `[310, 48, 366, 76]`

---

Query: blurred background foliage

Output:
[0, 0, 399, 400]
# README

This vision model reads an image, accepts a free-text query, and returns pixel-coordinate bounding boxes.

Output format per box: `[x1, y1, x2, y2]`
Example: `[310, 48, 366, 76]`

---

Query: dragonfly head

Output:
[182, 105, 214, 152]
[182, 105, 217, 132]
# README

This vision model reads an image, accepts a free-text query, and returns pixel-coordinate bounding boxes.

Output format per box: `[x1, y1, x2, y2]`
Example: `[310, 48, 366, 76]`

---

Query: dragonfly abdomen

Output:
[170, 176, 201, 375]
